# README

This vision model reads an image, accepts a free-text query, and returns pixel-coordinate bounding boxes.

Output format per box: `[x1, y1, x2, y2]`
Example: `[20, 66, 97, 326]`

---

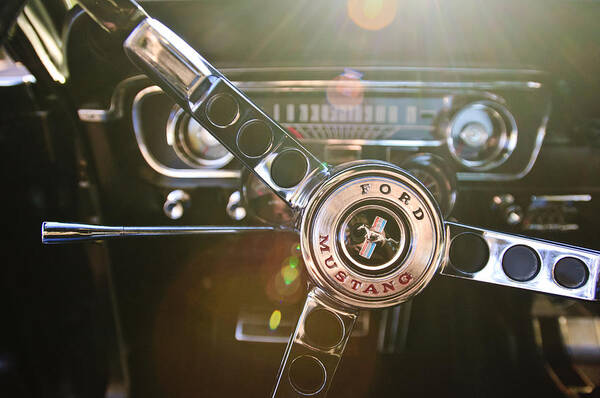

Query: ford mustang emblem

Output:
[356, 216, 399, 259]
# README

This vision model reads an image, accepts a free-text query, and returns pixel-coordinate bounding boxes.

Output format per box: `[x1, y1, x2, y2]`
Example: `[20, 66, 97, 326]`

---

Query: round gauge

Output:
[446, 101, 517, 171]
[401, 153, 457, 217]
[167, 106, 234, 169]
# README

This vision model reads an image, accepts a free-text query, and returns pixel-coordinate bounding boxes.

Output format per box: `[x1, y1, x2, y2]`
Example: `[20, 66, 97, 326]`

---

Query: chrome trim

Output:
[0, 75, 36, 86]
[0, 74, 36, 86]
[303, 138, 442, 147]
[234, 79, 543, 92]
[17, 1, 68, 84]
[124, 18, 330, 208]
[226, 191, 247, 221]
[220, 65, 546, 77]
[532, 195, 592, 202]
[457, 108, 549, 181]
[0, 57, 36, 86]
[441, 222, 600, 301]
[271, 287, 358, 398]
[162, 189, 190, 220]
[78, 75, 147, 122]
[123, 18, 213, 101]
[446, 101, 518, 171]
[132, 85, 241, 179]
[41, 221, 275, 244]
[80, 75, 541, 121]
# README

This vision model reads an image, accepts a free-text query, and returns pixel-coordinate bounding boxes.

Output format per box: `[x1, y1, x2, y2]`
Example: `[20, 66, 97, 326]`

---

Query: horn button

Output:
[301, 162, 446, 309]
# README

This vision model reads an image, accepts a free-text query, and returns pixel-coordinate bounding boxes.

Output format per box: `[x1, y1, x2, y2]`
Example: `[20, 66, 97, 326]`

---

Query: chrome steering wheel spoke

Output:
[272, 287, 358, 398]
[77, 0, 329, 214]
[120, 18, 329, 212]
[441, 222, 600, 301]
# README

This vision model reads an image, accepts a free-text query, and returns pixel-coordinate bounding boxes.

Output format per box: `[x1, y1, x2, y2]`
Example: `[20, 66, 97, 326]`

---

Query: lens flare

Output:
[265, 245, 305, 304]
[326, 68, 365, 110]
[281, 265, 299, 285]
[347, 0, 398, 31]
[286, 255, 299, 269]
[269, 310, 282, 331]
[290, 242, 301, 256]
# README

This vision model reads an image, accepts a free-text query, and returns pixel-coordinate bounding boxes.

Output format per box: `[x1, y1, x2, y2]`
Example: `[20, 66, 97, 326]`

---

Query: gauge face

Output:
[167, 107, 234, 169]
[446, 102, 517, 171]
[184, 118, 231, 162]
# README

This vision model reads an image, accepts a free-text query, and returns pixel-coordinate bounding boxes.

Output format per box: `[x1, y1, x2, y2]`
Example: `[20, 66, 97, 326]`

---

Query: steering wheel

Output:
[40, 1, 600, 397]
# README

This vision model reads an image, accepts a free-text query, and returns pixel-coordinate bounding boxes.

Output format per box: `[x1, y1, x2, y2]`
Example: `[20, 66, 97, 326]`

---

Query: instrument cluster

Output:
[128, 67, 550, 185]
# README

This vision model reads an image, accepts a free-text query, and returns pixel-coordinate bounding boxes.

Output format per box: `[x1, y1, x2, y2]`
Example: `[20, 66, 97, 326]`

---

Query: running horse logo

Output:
[356, 216, 399, 260]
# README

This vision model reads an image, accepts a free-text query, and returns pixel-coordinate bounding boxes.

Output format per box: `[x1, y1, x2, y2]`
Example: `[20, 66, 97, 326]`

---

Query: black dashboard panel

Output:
[141, 0, 593, 69]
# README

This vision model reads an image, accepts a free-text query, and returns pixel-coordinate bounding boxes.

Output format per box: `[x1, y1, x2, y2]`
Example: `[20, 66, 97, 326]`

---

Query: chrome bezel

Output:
[300, 161, 446, 309]
[446, 101, 518, 171]
[131, 85, 240, 179]
[166, 105, 234, 169]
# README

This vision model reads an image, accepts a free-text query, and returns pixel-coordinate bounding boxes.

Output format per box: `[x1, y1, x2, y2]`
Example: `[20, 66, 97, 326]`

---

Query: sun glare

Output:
[347, 0, 398, 31]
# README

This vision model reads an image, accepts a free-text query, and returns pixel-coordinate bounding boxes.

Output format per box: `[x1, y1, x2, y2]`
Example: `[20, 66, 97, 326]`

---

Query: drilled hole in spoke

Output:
[304, 308, 344, 349]
[554, 257, 589, 289]
[449, 233, 489, 273]
[288, 355, 326, 395]
[271, 150, 308, 188]
[237, 119, 273, 158]
[206, 93, 239, 127]
[502, 245, 540, 282]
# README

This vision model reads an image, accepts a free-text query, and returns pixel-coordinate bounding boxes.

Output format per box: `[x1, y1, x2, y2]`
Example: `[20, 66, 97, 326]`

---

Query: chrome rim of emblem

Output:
[300, 161, 446, 309]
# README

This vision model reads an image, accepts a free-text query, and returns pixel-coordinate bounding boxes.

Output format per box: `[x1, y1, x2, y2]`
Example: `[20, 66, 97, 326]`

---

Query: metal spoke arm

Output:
[440, 222, 600, 301]
[77, 0, 329, 211]
[41, 222, 276, 244]
[272, 287, 358, 398]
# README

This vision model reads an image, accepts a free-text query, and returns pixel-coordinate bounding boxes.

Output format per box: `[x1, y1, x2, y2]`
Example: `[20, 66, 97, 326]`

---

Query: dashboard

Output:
[77, 66, 555, 223]
[121, 67, 549, 181]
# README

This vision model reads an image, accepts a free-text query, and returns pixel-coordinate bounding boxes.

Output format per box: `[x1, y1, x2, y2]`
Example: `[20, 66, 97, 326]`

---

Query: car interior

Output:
[1, 0, 600, 397]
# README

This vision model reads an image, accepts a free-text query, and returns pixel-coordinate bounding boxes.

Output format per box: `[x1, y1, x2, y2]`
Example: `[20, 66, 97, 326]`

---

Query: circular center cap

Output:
[301, 161, 446, 309]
